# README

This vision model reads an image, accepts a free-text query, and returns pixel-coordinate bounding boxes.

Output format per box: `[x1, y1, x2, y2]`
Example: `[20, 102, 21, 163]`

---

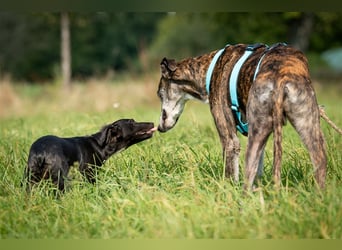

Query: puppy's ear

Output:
[160, 58, 177, 79]
[98, 124, 121, 146]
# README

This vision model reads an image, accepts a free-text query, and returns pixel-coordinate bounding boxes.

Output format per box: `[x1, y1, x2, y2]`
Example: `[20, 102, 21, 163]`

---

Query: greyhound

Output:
[157, 43, 335, 190]
[24, 119, 156, 192]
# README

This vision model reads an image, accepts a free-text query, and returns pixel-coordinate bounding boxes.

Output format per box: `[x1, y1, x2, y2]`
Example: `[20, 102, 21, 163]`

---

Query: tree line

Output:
[1, 12, 342, 83]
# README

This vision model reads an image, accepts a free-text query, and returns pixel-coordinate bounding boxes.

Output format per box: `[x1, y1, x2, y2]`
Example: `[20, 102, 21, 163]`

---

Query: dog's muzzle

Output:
[157, 125, 168, 133]
[158, 115, 179, 133]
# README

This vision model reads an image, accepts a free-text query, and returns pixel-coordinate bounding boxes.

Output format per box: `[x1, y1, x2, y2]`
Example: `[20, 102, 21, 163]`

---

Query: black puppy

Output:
[24, 119, 156, 191]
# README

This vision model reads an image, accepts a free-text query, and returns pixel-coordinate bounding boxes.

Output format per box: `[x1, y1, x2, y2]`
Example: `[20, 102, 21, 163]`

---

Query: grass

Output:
[0, 76, 341, 238]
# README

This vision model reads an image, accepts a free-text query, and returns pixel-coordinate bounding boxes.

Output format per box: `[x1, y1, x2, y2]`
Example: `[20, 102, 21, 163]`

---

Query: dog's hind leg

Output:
[256, 148, 265, 178]
[50, 170, 66, 192]
[245, 135, 271, 190]
[284, 82, 327, 188]
[272, 81, 287, 187]
[48, 160, 69, 192]
[24, 154, 47, 192]
[310, 128, 327, 189]
[244, 81, 274, 190]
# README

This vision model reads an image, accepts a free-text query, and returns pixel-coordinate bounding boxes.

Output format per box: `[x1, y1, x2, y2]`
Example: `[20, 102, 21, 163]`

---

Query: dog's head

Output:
[157, 58, 201, 133]
[98, 119, 156, 157]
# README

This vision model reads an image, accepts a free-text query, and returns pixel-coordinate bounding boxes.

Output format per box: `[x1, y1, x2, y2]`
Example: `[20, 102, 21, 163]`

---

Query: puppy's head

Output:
[99, 119, 156, 157]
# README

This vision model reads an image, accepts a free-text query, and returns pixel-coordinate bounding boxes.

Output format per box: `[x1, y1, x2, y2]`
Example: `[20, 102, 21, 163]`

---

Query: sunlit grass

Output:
[0, 77, 341, 238]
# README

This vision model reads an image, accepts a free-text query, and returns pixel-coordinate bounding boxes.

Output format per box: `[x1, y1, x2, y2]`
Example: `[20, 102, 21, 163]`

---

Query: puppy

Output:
[24, 119, 156, 191]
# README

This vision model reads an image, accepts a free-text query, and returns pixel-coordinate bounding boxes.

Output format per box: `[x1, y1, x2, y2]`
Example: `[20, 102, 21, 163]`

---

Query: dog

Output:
[24, 119, 156, 191]
[157, 43, 328, 190]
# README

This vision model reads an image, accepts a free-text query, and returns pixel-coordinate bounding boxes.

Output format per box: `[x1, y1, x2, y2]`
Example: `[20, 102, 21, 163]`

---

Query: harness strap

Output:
[230, 44, 265, 135]
[253, 43, 287, 81]
[205, 44, 230, 94]
[205, 43, 286, 136]
[253, 53, 267, 81]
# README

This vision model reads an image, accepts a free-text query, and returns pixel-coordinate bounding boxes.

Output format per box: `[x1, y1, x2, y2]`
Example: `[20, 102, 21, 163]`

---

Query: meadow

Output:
[0, 75, 341, 239]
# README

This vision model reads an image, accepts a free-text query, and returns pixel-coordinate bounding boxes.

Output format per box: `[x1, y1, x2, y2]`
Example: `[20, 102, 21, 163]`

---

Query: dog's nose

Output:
[157, 125, 167, 133]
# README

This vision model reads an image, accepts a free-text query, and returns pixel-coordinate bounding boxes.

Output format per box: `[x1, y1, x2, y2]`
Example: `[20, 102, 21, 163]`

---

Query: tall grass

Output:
[0, 77, 341, 238]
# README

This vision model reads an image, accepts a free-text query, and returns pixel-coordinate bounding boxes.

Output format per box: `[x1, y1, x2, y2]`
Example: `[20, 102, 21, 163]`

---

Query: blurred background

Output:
[2, 12, 342, 82]
[1, 12, 342, 118]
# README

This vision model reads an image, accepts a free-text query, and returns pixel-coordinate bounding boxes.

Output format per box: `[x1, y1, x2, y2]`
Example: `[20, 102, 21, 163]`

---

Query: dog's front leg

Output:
[257, 148, 265, 177]
[222, 135, 240, 182]
[79, 163, 97, 184]
[211, 106, 240, 182]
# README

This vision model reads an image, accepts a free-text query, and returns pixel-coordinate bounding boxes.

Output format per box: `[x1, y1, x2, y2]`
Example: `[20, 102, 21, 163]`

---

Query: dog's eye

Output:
[112, 125, 121, 134]
[157, 88, 165, 100]
[111, 128, 122, 139]
[128, 119, 135, 128]
[162, 109, 167, 120]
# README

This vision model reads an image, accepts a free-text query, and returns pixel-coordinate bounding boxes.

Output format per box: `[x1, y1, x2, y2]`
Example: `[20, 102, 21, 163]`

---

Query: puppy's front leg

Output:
[79, 164, 97, 184]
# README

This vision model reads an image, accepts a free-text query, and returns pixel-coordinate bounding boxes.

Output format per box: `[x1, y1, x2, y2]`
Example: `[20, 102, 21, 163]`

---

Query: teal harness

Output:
[205, 43, 286, 136]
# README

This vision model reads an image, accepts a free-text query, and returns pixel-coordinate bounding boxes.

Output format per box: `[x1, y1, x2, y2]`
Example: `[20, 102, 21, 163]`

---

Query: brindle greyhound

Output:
[157, 43, 338, 190]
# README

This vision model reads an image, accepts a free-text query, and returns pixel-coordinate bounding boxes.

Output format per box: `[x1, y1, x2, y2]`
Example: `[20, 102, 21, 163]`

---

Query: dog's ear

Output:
[98, 124, 122, 146]
[160, 57, 177, 78]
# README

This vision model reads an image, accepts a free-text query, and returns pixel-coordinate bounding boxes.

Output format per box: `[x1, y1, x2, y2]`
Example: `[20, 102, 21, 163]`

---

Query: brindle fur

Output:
[157, 43, 327, 190]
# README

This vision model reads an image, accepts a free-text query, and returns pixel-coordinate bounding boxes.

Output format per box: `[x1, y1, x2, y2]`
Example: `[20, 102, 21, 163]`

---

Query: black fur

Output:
[23, 119, 155, 191]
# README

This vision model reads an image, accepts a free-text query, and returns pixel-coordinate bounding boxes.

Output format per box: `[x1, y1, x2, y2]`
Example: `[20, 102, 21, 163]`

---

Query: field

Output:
[0, 75, 341, 239]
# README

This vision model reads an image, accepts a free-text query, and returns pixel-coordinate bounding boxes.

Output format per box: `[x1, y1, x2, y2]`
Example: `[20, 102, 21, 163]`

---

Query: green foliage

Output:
[71, 13, 165, 77]
[2, 12, 342, 82]
[0, 13, 60, 81]
[148, 12, 342, 60]
[149, 13, 219, 60]
[209, 13, 288, 45]
[0, 80, 341, 238]
[310, 13, 342, 51]
[0, 13, 165, 81]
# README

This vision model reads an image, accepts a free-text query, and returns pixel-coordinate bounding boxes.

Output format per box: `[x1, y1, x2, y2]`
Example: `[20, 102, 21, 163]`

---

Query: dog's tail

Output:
[319, 105, 342, 135]
[272, 80, 286, 186]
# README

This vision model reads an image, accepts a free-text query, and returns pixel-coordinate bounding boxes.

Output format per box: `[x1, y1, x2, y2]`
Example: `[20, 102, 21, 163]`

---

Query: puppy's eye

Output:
[111, 130, 122, 139]
[128, 119, 135, 129]
[112, 125, 121, 134]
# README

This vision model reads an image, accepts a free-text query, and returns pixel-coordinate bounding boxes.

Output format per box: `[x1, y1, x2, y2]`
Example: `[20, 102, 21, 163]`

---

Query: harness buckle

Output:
[237, 123, 248, 136]
[231, 105, 238, 112]
[246, 43, 266, 51]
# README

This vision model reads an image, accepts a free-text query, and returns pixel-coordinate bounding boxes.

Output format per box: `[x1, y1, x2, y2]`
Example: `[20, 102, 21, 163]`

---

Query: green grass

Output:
[0, 79, 341, 238]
